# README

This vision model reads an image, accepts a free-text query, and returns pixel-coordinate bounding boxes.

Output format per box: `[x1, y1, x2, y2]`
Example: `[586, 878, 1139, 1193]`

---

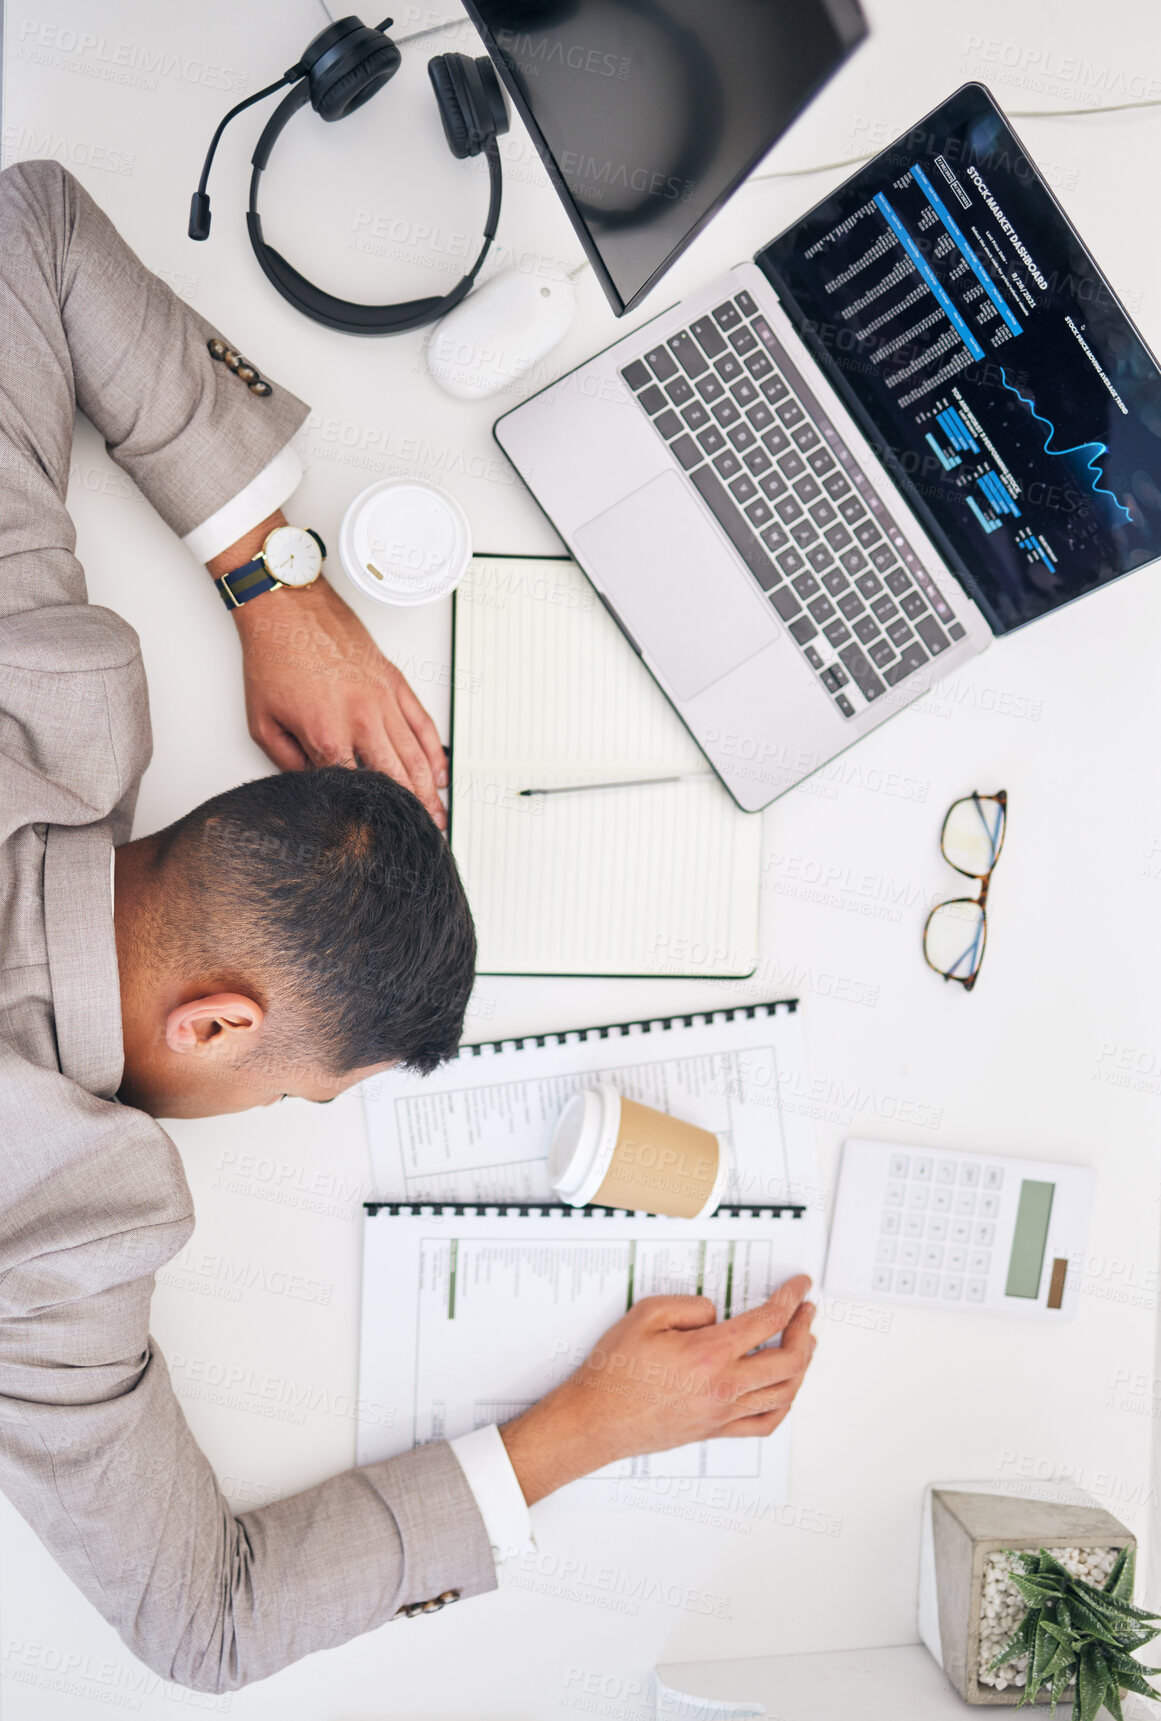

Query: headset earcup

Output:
[428, 55, 474, 159]
[315, 39, 400, 119]
[429, 54, 509, 157]
[303, 17, 401, 121]
[473, 56, 510, 140]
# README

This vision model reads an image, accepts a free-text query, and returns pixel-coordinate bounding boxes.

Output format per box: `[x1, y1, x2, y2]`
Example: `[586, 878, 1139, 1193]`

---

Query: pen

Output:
[518, 773, 713, 797]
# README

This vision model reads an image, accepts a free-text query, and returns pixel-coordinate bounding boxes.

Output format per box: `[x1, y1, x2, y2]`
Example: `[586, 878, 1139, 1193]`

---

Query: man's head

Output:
[113, 767, 475, 1118]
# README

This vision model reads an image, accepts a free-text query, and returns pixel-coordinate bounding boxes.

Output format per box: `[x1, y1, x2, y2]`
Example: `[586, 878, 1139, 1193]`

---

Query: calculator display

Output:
[1004, 1180, 1055, 1299]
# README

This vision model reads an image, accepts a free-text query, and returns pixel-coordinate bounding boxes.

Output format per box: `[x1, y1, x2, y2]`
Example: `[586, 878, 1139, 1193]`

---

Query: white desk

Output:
[3, 1, 1161, 1717]
[656, 1648, 1156, 1721]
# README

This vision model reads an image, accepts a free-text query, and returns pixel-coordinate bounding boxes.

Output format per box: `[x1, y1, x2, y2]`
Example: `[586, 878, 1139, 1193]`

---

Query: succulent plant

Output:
[988, 1546, 1161, 1720]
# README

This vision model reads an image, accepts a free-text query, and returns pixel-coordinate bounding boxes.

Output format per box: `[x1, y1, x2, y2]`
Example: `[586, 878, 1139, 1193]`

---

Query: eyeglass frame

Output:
[922, 789, 1007, 992]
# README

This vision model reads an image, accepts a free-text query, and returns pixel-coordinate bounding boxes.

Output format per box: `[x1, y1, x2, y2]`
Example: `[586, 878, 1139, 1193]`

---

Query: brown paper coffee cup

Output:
[548, 1085, 729, 1218]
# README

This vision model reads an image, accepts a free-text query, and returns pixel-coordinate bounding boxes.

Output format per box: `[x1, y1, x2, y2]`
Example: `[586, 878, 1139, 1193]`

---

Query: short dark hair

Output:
[154, 768, 475, 1075]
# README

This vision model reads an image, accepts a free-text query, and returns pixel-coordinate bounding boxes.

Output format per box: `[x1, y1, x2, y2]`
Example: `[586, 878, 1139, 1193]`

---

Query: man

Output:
[0, 161, 817, 1692]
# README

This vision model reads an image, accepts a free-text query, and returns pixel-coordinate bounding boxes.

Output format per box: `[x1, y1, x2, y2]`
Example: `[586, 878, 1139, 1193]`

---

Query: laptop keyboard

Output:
[620, 290, 967, 718]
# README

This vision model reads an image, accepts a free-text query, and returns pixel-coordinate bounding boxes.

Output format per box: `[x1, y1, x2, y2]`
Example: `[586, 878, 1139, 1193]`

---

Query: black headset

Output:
[189, 15, 510, 335]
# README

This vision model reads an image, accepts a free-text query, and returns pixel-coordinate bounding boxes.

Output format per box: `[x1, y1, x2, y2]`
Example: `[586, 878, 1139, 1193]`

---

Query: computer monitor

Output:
[463, 0, 869, 315]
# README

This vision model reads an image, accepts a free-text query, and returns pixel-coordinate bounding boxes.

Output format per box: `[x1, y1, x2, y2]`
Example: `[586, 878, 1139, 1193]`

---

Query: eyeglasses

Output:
[923, 790, 1007, 992]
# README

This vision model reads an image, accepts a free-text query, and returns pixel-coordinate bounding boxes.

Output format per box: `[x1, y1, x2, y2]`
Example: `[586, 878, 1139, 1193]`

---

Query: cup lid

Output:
[548, 1085, 621, 1206]
[338, 478, 471, 606]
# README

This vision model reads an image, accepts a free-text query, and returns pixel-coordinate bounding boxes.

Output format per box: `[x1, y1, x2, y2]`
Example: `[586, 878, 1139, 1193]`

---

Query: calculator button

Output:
[983, 1166, 1004, 1191]
[902, 1213, 924, 1239]
[978, 1193, 1000, 1219]
[896, 1271, 916, 1295]
[880, 1211, 901, 1234]
[921, 1245, 944, 1270]
[888, 1152, 910, 1178]
[950, 1219, 972, 1245]
[966, 1278, 987, 1304]
[913, 1157, 934, 1182]
[884, 1181, 906, 1207]
[954, 1191, 977, 1216]
[946, 1248, 967, 1272]
[927, 1216, 949, 1242]
[919, 1272, 940, 1297]
[974, 1222, 995, 1247]
[875, 1239, 898, 1265]
[907, 1186, 929, 1209]
[872, 1268, 894, 1293]
[899, 1241, 920, 1268]
[936, 1160, 957, 1184]
[959, 1163, 980, 1187]
[942, 1275, 963, 1300]
[931, 1188, 952, 1214]
[969, 1249, 991, 1275]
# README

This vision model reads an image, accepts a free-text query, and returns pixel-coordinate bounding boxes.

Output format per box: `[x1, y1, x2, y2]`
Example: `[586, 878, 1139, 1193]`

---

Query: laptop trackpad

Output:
[574, 470, 778, 701]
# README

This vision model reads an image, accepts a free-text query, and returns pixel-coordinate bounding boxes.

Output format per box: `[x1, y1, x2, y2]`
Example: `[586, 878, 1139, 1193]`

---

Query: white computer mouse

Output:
[425, 269, 576, 401]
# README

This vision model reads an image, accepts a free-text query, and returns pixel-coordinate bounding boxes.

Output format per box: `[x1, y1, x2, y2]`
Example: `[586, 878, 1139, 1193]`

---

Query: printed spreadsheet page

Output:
[360, 1006, 819, 1208]
[357, 1207, 825, 1509]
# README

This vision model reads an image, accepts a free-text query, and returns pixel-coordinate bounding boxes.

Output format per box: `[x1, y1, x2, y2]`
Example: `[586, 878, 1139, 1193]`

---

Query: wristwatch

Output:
[214, 524, 326, 610]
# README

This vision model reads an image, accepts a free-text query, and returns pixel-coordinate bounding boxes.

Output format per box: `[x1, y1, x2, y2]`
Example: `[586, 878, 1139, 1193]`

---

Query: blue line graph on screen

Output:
[999, 369, 1133, 523]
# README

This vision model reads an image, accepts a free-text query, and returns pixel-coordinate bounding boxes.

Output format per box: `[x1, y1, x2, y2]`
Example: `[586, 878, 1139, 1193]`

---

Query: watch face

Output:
[264, 525, 323, 587]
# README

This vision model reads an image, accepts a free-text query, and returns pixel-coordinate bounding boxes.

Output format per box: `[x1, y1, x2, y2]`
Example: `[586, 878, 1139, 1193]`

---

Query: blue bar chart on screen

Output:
[759, 83, 1161, 633]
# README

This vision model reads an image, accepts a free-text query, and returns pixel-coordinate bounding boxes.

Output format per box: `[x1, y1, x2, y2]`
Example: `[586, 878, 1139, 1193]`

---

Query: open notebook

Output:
[450, 556, 762, 975]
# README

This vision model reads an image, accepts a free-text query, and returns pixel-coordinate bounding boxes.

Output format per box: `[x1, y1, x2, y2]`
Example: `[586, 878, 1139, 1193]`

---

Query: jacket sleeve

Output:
[0, 1050, 497, 1693]
[0, 157, 309, 562]
[0, 158, 310, 845]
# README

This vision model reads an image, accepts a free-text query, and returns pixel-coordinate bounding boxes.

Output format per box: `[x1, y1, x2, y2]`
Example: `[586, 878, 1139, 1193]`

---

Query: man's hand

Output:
[208, 513, 448, 831]
[499, 1275, 816, 1505]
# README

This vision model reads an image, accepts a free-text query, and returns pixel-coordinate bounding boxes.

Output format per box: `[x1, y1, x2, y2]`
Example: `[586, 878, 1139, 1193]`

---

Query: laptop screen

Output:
[757, 83, 1161, 634]
[463, 0, 867, 315]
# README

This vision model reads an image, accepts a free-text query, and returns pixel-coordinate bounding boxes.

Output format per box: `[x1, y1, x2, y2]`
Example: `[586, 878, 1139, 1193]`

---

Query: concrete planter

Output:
[930, 1490, 1135, 1706]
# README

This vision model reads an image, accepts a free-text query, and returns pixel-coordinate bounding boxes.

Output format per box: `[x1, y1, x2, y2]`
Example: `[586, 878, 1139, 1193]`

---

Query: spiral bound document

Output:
[449, 556, 762, 976]
[357, 1201, 825, 1509]
[361, 1001, 818, 1207]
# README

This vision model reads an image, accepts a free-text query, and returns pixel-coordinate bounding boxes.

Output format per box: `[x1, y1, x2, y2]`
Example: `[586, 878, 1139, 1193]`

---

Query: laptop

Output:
[494, 84, 1161, 811]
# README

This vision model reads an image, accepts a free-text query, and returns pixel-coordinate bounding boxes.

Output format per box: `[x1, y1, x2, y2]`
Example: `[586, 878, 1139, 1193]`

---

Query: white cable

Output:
[1010, 96, 1161, 118]
[749, 151, 877, 182]
[392, 16, 474, 47]
[749, 95, 1161, 184]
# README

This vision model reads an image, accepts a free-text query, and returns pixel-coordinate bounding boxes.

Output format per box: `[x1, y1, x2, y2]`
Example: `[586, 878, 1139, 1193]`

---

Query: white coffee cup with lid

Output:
[339, 477, 471, 606]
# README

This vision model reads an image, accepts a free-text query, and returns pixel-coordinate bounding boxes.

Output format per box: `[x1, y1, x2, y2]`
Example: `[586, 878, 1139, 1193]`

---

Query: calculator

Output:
[823, 1138, 1096, 1319]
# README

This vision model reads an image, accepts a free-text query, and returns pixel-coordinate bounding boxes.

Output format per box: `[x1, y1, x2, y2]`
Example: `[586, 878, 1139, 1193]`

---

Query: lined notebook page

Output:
[450, 557, 761, 975]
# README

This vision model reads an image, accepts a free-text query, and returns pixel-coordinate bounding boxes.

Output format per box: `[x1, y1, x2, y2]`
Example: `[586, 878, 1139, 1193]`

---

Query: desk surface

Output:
[3, 1, 1161, 1717]
[657, 1647, 1157, 1721]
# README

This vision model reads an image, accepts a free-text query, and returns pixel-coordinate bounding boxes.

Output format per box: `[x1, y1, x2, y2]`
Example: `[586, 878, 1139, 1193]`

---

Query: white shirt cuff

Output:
[182, 444, 304, 564]
[448, 1425, 534, 1565]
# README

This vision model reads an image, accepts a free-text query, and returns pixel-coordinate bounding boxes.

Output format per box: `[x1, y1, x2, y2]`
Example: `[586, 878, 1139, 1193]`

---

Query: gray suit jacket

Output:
[0, 161, 494, 1693]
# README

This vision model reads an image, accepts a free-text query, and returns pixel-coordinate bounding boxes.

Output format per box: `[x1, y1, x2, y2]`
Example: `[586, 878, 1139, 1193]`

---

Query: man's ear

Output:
[164, 994, 264, 1056]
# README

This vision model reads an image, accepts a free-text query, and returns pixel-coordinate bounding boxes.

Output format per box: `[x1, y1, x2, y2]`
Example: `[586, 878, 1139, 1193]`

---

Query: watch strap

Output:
[214, 555, 281, 610]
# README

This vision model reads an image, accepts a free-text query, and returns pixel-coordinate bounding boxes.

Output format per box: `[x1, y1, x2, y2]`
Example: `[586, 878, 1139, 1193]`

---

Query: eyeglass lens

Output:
[941, 793, 1006, 879]
[924, 898, 987, 982]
